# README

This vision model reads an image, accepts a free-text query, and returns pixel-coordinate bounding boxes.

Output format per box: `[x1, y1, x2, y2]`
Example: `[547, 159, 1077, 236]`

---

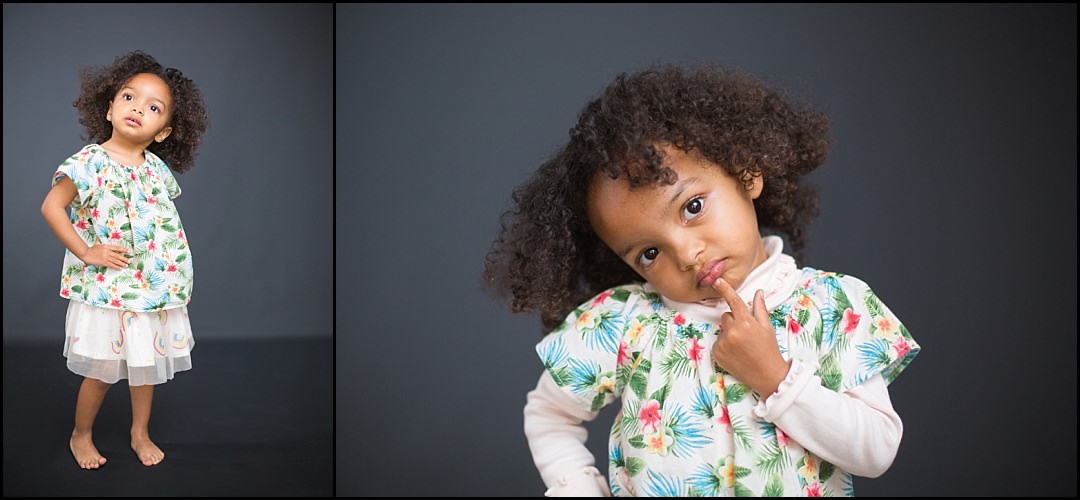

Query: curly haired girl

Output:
[484, 63, 920, 496]
[41, 50, 209, 469]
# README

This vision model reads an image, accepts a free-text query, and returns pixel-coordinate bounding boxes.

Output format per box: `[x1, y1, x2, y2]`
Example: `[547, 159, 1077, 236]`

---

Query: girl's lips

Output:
[696, 259, 726, 288]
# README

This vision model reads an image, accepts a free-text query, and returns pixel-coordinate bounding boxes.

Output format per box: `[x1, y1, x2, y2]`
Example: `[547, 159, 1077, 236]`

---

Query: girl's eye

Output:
[149, 105, 159, 113]
[638, 247, 660, 267]
[682, 196, 704, 220]
[122, 94, 133, 101]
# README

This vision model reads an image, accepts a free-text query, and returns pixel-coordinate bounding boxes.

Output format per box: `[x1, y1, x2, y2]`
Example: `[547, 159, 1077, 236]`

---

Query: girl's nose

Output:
[674, 240, 703, 271]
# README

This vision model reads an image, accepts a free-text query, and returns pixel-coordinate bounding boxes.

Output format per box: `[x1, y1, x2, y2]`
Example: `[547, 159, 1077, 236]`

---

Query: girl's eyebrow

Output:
[666, 178, 698, 213]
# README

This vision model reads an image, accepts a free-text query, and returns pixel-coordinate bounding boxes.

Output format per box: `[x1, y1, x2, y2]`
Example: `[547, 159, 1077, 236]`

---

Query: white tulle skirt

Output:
[63, 300, 195, 386]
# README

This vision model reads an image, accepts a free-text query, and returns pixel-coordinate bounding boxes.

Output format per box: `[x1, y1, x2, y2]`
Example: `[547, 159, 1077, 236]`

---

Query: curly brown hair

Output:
[482, 63, 833, 332]
[72, 50, 209, 173]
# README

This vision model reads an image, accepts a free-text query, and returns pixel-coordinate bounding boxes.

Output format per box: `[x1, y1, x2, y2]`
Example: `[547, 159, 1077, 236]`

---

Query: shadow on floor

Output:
[3, 336, 333, 497]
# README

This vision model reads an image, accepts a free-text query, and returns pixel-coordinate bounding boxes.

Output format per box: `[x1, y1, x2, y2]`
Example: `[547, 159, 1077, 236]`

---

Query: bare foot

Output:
[70, 431, 107, 469]
[130, 435, 165, 466]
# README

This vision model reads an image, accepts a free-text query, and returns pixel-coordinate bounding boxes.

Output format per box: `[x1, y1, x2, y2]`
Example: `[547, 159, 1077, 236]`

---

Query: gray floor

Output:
[2, 337, 333, 497]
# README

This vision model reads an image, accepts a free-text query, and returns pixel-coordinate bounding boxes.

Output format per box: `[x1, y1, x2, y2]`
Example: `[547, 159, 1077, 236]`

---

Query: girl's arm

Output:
[41, 177, 129, 270]
[523, 372, 611, 497]
[753, 358, 903, 478]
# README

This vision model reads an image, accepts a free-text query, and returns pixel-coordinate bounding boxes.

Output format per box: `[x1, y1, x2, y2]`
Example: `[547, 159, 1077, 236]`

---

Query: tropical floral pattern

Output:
[536, 269, 919, 497]
[53, 144, 193, 312]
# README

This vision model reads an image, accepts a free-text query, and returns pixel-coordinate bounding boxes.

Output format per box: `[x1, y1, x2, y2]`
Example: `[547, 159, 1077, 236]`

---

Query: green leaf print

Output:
[863, 288, 885, 317]
[624, 456, 647, 477]
[649, 385, 671, 407]
[71, 286, 83, 293]
[725, 382, 750, 404]
[629, 369, 649, 400]
[611, 288, 631, 303]
[762, 474, 785, 497]
[819, 460, 836, 482]
[660, 347, 693, 379]
[121, 292, 139, 300]
[175, 253, 188, 262]
[728, 414, 755, 451]
[817, 353, 842, 392]
[753, 440, 788, 476]
[733, 482, 756, 497]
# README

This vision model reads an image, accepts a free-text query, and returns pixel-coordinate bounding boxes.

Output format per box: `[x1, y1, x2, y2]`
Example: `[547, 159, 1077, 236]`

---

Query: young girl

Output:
[40, 50, 209, 470]
[483, 63, 920, 497]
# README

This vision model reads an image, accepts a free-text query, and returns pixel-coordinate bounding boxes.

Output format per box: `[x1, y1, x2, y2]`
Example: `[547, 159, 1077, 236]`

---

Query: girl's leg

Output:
[129, 384, 164, 466]
[71, 377, 112, 469]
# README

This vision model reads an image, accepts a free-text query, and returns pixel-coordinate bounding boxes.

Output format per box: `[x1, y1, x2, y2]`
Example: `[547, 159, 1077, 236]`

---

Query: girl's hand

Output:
[710, 278, 790, 397]
[80, 243, 132, 270]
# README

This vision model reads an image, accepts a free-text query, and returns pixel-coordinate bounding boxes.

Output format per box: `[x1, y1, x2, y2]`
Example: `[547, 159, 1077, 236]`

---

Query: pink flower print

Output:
[125, 200, 131, 210]
[787, 315, 802, 335]
[134, 270, 143, 281]
[75, 220, 88, 230]
[617, 340, 630, 365]
[148, 240, 156, 252]
[110, 298, 122, 308]
[716, 405, 731, 433]
[673, 314, 686, 326]
[110, 231, 122, 241]
[892, 337, 911, 359]
[639, 400, 662, 433]
[841, 308, 861, 335]
[593, 290, 614, 305]
[96, 176, 102, 188]
[96, 273, 106, 283]
[166, 263, 177, 272]
[805, 482, 822, 497]
[776, 427, 788, 447]
[130, 172, 137, 181]
[688, 337, 704, 365]
[61, 288, 71, 298]
[147, 196, 156, 205]
[91, 208, 100, 218]
[178, 230, 185, 241]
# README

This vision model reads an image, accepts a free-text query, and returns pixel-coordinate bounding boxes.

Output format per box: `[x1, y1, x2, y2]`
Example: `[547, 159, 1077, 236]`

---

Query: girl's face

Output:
[106, 72, 173, 145]
[586, 145, 768, 306]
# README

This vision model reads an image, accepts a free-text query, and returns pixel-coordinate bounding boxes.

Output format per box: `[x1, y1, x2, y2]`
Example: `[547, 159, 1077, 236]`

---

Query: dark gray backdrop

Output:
[336, 4, 1076, 497]
[3, 3, 334, 342]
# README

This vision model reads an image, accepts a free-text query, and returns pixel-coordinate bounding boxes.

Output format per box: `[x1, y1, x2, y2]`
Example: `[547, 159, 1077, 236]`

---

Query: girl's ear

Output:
[748, 172, 765, 200]
[154, 126, 173, 143]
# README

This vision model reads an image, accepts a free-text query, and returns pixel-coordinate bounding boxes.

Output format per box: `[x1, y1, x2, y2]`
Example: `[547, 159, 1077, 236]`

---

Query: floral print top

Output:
[53, 144, 193, 312]
[536, 268, 919, 497]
